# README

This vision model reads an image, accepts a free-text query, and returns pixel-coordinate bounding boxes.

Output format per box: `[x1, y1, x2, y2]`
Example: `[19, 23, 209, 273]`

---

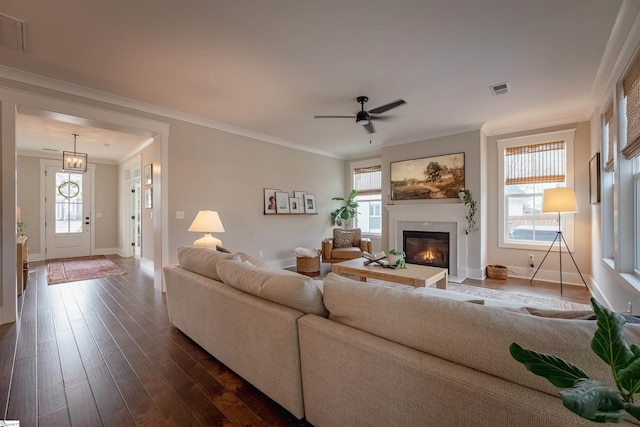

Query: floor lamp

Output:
[529, 187, 587, 294]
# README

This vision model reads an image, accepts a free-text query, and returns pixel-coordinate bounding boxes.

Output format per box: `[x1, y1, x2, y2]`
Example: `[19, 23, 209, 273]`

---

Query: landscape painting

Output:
[391, 153, 465, 200]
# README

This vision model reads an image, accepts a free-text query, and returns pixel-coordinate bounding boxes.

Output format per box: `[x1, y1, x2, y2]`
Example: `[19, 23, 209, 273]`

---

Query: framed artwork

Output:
[304, 194, 316, 214]
[590, 153, 601, 204]
[264, 188, 279, 214]
[144, 188, 153, 208]
[144, 164, 153, 185]
[294, 191, 307, 213]
[391, 152, 465, 200]
[276, 191, 290, 213]
[289, 197, 301, 213]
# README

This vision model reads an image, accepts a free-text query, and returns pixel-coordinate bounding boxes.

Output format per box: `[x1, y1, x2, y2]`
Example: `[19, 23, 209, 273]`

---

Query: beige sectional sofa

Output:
[164, 247, 640, 426]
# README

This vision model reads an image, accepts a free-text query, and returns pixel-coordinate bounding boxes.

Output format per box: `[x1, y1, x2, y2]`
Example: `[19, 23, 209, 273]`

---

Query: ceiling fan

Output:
[314, 96, 406, 134]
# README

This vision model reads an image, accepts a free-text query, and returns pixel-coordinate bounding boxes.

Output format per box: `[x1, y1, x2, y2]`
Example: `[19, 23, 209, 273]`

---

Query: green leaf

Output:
[618, 357, 640, 394]
[340, 210, 350, 220]
[510, 343, 589, 388]
[332, 197, 346, 201]
[623, 402, 640, 421]
[561, 379, 626, 423]
[590, 298, 634, 369]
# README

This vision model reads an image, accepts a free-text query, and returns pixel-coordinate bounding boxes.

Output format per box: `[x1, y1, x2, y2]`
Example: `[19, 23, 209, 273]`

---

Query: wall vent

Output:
[490, 82, 510, 96]
[0, 13, 26, 51]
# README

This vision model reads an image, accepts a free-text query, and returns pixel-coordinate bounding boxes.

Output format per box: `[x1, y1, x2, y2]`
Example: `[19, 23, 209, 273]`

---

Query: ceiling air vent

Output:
[0, 13, 26, 51]
[490, 82, 510, 96]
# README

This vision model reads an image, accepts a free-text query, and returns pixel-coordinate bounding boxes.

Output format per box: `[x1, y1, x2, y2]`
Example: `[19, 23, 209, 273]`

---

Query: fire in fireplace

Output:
[403, 230, 449, 270]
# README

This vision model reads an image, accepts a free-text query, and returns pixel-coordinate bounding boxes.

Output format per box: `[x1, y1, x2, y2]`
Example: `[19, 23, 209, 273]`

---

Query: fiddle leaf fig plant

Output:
[330, 189, 359, 228]
[510, 298, 640, 423]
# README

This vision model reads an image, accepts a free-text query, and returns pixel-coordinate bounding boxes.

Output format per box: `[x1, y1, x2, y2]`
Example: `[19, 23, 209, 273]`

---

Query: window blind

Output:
[354, 165, 381, 195]
[604, 103, 615, 171]
[623, 51, 640, 159]
[505, 141, 566, 185]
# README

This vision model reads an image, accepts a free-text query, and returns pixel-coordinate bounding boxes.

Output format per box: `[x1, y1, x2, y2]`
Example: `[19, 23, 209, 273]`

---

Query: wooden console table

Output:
[17, 236, 28, 296]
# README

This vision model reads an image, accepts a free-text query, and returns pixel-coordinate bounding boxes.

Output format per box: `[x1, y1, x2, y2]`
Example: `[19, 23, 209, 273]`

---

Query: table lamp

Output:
[188, 210, 225, 249]
[529, 187, 586, 293]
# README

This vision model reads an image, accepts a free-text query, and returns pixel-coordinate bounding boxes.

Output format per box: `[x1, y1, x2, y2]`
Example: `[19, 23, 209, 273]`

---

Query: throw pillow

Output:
[334, 229, 355, 248]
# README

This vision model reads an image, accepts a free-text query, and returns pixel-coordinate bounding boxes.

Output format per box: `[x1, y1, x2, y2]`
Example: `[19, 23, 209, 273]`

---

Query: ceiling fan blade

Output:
[369, 115, 393, 121]
[313, 115, 355, 119]
[364, 122, 376, 134]
[368, 99, 406, 115]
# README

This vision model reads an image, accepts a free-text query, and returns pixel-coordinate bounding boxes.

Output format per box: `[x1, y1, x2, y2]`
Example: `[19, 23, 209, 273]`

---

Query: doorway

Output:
[43, 163, 95, 259]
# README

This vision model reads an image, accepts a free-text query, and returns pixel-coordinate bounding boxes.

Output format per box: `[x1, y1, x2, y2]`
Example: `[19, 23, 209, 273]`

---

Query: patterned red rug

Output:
[47, 255, 126, 285]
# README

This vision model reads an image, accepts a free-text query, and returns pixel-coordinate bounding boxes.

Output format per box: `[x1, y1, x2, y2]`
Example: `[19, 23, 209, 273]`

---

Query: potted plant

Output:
[510, 298, 640, 423]
[330, 189, 359, 228]
[388, 249, 406, 268]
[460, 189, 477, 234]
[17, 221, 26, 237]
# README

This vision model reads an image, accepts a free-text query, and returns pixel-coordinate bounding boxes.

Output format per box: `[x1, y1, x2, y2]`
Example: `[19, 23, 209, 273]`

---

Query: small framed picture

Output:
[264, 188, 279, 214]
[294, 191, 307, 213]
[144, 164, 153, 185]
[303, 193, 316, 214]
[289, 197, 301, 213]
[144, 188, 153, 208]
[276, 192, 290, 213]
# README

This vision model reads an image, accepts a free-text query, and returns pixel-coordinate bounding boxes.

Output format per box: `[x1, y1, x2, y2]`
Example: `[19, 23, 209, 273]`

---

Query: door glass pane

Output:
[55, 172, 83, 234]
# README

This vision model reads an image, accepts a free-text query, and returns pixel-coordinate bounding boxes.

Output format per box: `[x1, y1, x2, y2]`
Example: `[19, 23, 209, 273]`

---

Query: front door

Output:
[45, 165, 92, 259]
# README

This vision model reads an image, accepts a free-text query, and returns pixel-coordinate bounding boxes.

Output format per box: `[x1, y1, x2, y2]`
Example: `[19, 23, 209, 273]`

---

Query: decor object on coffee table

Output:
[188, 210, 225, 249]
[321, 228, 371, 263]
[529, 187, 587, 294]
[388, 249, 406, 268]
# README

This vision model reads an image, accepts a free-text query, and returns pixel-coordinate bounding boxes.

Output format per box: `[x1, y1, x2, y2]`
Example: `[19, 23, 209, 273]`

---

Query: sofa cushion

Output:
[176, 246, 234, 282]
[333, 229, 355, 248]
[321, 273, 640, 398]
[330, 247, 363, 260]
[235, 252, 271, 269]
[217, 260, 328, 316]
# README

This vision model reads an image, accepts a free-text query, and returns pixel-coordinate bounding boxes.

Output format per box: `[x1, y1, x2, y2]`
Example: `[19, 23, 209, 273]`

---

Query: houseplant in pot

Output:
[388, 249, 406, 268]
[330, 189, 359, 227]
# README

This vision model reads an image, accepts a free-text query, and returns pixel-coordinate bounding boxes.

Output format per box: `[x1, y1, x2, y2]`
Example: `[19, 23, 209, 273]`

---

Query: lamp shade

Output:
[542, 187, 578, 213]
[188, 210, 225, 249]
[188, 210, 225, 233]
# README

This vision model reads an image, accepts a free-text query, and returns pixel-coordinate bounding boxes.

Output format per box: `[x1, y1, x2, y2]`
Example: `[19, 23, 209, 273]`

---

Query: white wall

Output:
[166, 120, 344, 266]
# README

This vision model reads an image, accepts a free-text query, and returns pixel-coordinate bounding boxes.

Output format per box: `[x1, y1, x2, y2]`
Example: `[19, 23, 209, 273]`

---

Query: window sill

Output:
[362, 233, 381, 240]
[601, 257, 640, 295]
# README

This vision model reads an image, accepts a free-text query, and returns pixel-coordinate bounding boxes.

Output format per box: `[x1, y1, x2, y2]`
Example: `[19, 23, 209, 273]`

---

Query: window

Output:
[621, 51, 640, 274]
[352, 162, 382, 235]
[497, 129, 575, 249]
[55, 172, 84, 233]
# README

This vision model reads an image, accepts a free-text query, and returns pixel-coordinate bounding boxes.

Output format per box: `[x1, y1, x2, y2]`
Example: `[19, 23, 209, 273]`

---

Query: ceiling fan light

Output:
[356, 111, 370, 125]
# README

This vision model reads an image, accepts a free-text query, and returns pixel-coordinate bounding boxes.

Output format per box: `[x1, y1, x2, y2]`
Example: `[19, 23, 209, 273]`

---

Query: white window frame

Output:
[497, 129, 576, 251]
[350, 158, 382, 236]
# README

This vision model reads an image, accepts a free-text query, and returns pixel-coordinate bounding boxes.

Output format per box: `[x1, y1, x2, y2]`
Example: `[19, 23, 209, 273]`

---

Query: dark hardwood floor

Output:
[1, 257, 591, 426]
[0, 257, 310, 427]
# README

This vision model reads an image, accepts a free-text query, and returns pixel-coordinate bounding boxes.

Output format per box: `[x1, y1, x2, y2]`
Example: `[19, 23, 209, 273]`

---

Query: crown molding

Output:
[0, 65, 343, 160]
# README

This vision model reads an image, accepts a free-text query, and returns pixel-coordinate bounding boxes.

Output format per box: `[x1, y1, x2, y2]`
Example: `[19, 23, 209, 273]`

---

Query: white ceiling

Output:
[0, 0, 630, 159]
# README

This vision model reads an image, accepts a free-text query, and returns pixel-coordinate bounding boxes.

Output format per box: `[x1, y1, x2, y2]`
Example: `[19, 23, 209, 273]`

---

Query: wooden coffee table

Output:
[332, 258, 448, 289]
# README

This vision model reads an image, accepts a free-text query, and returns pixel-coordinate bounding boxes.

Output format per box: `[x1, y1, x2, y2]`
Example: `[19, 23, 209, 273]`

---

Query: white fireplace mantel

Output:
[386, 203, 468, 282]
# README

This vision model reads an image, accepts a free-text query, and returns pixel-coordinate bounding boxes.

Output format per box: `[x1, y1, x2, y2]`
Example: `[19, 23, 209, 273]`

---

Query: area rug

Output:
[47, 255, 126, 285]
[447, 283, 592, 311]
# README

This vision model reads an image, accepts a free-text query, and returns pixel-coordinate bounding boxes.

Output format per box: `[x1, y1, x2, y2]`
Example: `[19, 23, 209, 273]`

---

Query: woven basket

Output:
[296, 251, 321, 276]
[486, 264, 508, 280]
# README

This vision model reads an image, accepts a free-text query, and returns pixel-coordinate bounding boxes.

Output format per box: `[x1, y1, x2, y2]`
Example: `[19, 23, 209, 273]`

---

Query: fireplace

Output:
[403, 230, 450, 270]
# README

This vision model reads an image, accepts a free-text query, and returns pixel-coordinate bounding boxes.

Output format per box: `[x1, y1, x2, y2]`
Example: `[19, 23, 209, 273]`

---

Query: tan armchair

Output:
[322, 228, 372, 263]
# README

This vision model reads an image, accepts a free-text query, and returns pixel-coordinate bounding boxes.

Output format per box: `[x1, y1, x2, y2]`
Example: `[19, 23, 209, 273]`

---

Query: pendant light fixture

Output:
[62, 133, 87, 173]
